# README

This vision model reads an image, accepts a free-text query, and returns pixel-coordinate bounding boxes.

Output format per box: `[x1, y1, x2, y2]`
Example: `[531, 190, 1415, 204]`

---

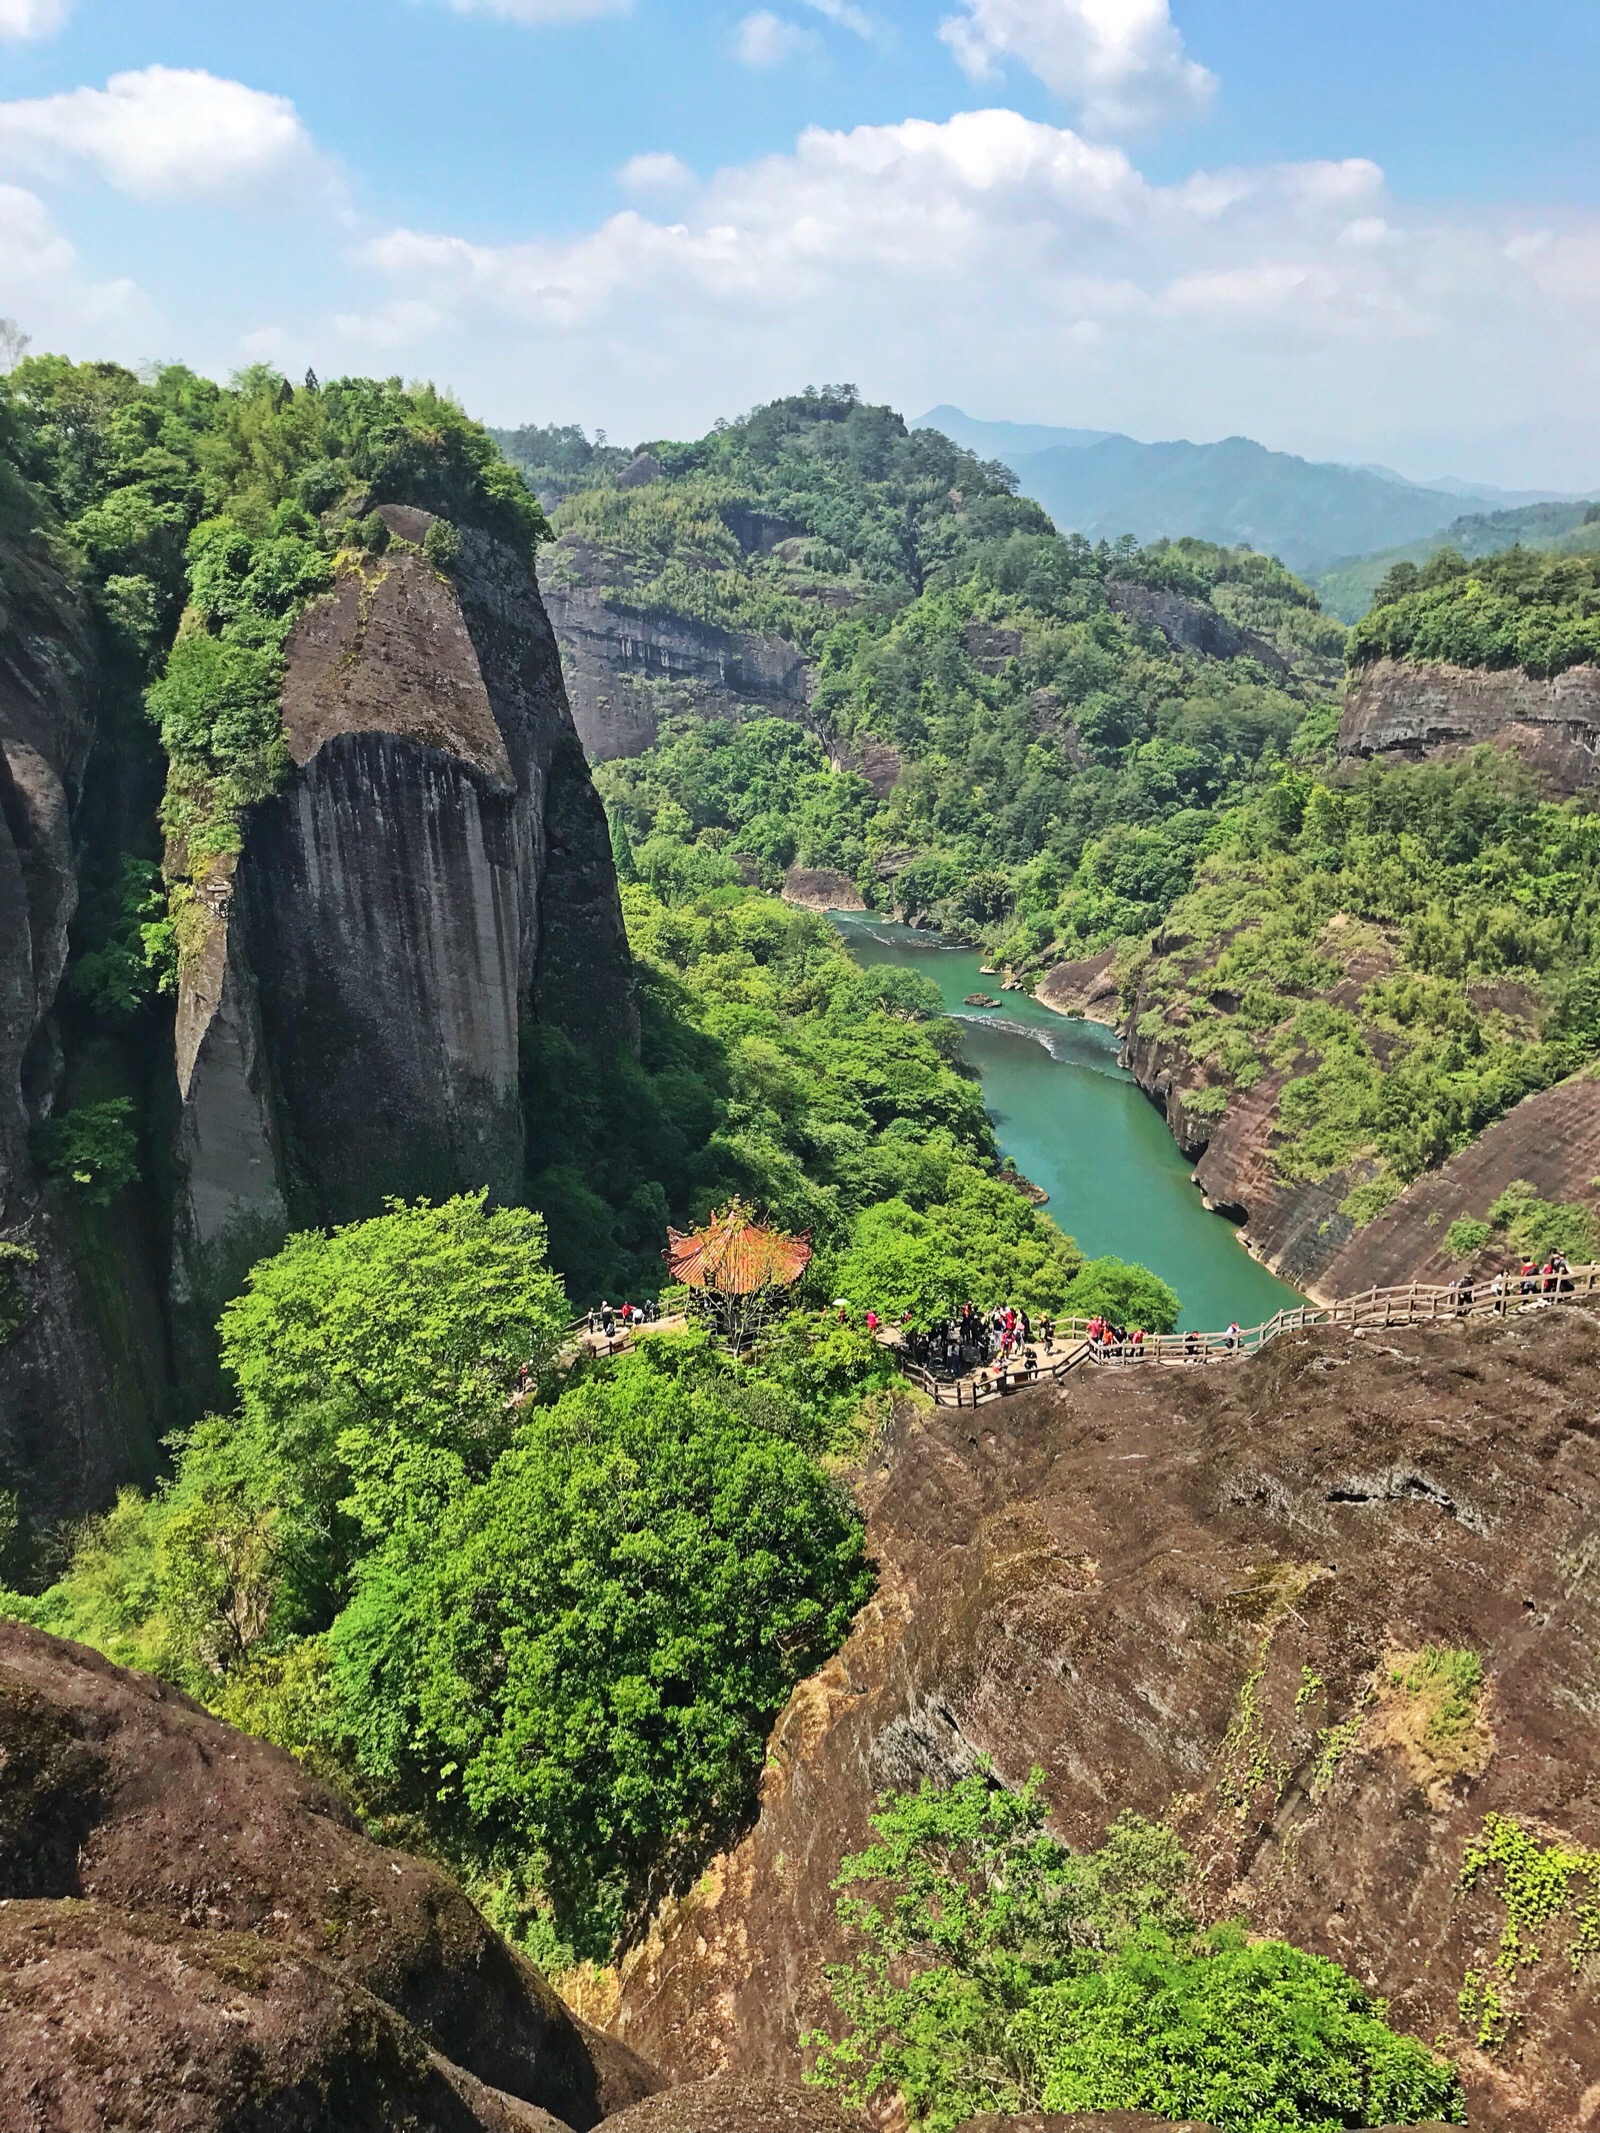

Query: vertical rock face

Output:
[543, 585, 812, 764]
[1339, 656, 1600, 794]
[170, 508, 636, 1349]
[0, 533, 145, 1515]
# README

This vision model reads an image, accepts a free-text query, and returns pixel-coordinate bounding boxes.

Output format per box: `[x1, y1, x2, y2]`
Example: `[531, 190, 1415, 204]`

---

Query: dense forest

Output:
[549, 390, 1600, 1253]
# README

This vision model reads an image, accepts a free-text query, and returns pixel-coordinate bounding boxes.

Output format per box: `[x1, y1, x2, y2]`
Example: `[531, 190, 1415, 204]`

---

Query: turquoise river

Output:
[831, 913, 1302, 1332]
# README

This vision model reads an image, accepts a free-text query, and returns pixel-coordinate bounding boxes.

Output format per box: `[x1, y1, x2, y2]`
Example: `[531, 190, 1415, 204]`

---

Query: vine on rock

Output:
[1457, 1811, 1600, 2050]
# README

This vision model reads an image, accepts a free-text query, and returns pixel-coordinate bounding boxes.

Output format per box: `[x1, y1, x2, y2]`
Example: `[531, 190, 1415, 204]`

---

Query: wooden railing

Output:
[891, 1266, 1600, 1409]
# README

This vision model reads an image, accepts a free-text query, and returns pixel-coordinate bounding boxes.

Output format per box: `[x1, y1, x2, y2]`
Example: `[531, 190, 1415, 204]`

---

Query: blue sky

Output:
[3, 1, 1598, 484]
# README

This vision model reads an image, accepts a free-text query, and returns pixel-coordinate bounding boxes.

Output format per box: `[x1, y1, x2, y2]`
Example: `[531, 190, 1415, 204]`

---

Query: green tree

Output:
[218, 1193, 569, 1579]
[329, 1339, 874, 1950]
[809, 1772, 1462, 2133]
[1028, 1925, 1463, 2133]
[1062, 1256, 1181, 1332]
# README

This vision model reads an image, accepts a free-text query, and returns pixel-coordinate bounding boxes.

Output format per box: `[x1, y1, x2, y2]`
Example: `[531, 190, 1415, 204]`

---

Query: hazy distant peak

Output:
[913, 406, 1119, 460]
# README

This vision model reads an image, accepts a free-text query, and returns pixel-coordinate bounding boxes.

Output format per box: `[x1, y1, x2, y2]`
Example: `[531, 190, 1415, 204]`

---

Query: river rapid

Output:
[831, 913, 1302, 1332]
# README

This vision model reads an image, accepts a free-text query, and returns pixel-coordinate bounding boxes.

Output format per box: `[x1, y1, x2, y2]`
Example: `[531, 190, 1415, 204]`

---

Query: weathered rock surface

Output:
[0, 522, 156, 1520]
[543, 585, 810, 764]
[1115, 918, 1408, 1295]
[1315, 1067, 1600, 1298]
[781, 868, 864, 913]
[614, 1310, 1600, 2132]
[1340, 655, 1600, 794]
[601, 2076, 865, 2133]
[1035, 951, 1119, 1028]
[0, 1900, 575, 2133]
[172, 506, 636, 1352]
[1106, 581, 1287, 676]
[0, 1619, 661, 2127]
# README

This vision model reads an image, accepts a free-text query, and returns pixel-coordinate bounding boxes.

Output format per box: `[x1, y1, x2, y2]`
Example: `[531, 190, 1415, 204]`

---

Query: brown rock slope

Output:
[1317, 1068, 1600, 1296]
[0, 1620, 660, 2128]
[614, 1309, 1600, 2132]
[0, 1901, 573, 2133]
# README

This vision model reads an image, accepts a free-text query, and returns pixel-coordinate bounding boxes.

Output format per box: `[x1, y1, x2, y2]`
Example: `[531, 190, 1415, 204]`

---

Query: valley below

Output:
[7, 368, 1600, 2133]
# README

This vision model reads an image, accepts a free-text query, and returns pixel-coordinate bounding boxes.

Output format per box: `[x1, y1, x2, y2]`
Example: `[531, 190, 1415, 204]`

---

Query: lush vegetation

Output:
[1314, 500, 1600, 625]
[1351, 544, 1600, 678]
[549, 394, 1600, 1255]
[1444, 1177, 1599, 1264]
[0, 1194, 878, 1961]
[544, 879, 1155, 1319]
[559, 391, 1341, 958]
[1121, 751, 1600, 1221]
[807, 1771, 1463, 2133]
[6, 358, 544, 913]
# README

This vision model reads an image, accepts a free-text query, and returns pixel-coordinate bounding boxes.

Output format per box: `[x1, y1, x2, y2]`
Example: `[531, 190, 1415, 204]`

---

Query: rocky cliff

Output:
[171, 505, 636, 1365]
[0, 1617, 662, 2130]
[613, 1308, 1600, 2132]
[1340, 655, 1600, 793]
[543, 583, 810, 765]
[0, 525, 159, 1521]
[1316, 1067, 1600, 1295]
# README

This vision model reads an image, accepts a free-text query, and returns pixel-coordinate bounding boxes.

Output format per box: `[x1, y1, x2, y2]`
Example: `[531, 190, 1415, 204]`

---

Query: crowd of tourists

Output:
[586, 1298, 666, 1339]
[872, 1300, 1185, 1385]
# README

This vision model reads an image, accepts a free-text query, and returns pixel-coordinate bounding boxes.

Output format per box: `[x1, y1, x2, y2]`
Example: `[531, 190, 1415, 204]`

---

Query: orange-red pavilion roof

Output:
[665, 1208, 812, 1295]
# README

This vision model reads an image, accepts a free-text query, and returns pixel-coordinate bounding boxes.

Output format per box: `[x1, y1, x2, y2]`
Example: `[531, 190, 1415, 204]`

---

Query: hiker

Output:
[1041, 1314, 1055, 1351]
[600, 1300, 615, 1336]
[1224, 1322, 1241, 1352]
[865, 1309, 880, 1334]
[1184, 1329, 1200, 1360]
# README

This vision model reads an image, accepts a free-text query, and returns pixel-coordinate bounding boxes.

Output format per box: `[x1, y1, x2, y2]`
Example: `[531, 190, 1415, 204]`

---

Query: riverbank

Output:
[830, 913, 1302, 1330]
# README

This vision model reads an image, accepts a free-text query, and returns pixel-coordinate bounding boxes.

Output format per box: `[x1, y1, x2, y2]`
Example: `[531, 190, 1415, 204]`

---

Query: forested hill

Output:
[1315, 498, 1600, 622]
[518, 392, 1600, 1295]
[517, 389, 1346, 953]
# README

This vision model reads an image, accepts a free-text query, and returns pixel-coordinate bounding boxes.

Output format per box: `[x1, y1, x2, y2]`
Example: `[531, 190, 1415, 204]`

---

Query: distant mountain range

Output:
[914, 407, 1582, 584]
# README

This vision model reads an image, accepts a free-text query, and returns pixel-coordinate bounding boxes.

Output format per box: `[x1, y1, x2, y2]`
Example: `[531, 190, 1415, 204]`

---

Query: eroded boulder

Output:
[0, 1621, 660, 2127]
[0, 1899, 574, 2133]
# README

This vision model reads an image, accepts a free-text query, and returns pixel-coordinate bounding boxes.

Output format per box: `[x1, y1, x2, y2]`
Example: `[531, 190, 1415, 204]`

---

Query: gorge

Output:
[6, 371, 1600, 2133]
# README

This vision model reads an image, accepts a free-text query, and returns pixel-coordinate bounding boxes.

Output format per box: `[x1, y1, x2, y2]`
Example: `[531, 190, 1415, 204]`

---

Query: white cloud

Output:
[618, 151, 694, 193]
[803, 0, 873, 35]
[940, 0, 1214, 134]
[0, 182, 157, 347]
[349, 106, 1600, 485]
[0, 0, 70, 39]
[439, 0, 630, 19]
[736, 11, 815, 67]
[0, 67, 321, 201]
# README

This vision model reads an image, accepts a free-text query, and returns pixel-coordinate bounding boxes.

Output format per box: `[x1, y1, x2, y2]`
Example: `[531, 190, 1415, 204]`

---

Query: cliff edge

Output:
[171, 504, 637, 1359]
[1339, 654, 1600, 794]
[613, 1308, 1600, 2133]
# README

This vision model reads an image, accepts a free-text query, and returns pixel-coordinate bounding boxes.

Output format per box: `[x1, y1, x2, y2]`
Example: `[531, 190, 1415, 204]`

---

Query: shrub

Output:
[33, 1099, 139, 1204]
[0, 1241, 37, 1344]
[1444, 1217, 1492, 1259]
[808, 1771, 1464, 2133]
[1062, 1256, 1181, 1332]
[330, 1342, 874, 1950]
[423, 516, 462, 569]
